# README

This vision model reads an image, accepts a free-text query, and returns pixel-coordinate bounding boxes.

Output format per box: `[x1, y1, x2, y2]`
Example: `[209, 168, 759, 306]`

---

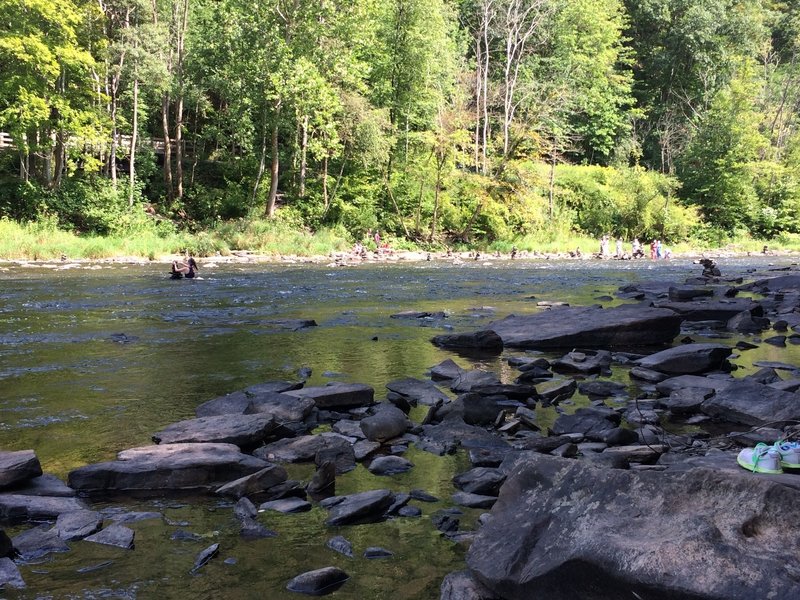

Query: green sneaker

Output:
[737, 443, 783, 474]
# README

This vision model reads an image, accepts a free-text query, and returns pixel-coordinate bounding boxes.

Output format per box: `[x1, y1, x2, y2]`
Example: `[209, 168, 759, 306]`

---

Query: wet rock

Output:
[13, 525, 70, 559]
[765, 335, 787, 346]
[453, 468, 506, 496]
[601, 444, 667, 464]
[636, 343, 732, 375]
[363, 546, 393, 559]
[514, 365, 553, 384]
[469, 383, 538, 401]
[398, 505, 422, 517]
[68, 443, 269, 494]
[215, 464, 289, 499]
[535, 379, 577, 406]
[629, 366, 668, 383]
[0, 557, 25, 590]
[53, 510, 103, 541]
[10, 474, 75, 497]
[307, 460, 336, 497]
[353, 440, 381, 461]
[171, 529, 202, 542]
[727, 311, 769, 333]
[259, 498, 312, 513]
[233, 497, 257, 521]
[324, 489, 394, 526]
[0, 450, 43, 489]
[431, 330, 504, 352]
[431, 510, 461, 533]
[460, 393, 506, 426]
[260, 480, 307, 501]
[429, 359, 467, 382]
[360, 405, 411, 442]
[367, 456, 414, 476]
[331, 420, 365, 439]
[254, 435, 324, 463]
[190, 543, 219, 574]
[420, 417, 511, 458]
[239, 517, 277, 540]
[243, 395, 316, 423]
[658, 387, 713, 415]
[551, 350, 612, 375]
[315, 434, 356, 474]
[410, 489, 439, 503]
[391, 310, 445, 319]
[386, 377, 450, 406]
[286, 566, 349, 596]
[450, 370, 501, 393]
[655, 375, 734, 396]
[702, 380, 800, 426]
[440, 570, 498, 600]
[577, 380, 627, 399]
[326, 535, 353, 557]
[84, 524, 135, 549]
[452, 491, 496, 509]
[109, 510, 161, 524]
[0, 530, 12, 558]
[284, 383, 375, 409]
[152, 414, 279, 448]
[655, 298, 762, 322]
[551, 407, 621, 441]
[467, 453, 800, 600]
[263, 319, 317, 330]
[484, 305, 681, 349]
[0, 493, 87, 522]
[744, 367, 783, 385]
[668, 286, 714, 301]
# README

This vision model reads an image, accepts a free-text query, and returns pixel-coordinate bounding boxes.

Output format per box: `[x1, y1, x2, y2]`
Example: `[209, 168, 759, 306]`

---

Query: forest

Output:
[1, 0, 800, 255]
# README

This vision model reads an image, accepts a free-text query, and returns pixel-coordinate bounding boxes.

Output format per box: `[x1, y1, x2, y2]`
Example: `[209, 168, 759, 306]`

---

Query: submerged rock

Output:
[84, 524, 135, 549]
[286, 566, 349, 596]
[0, 557, 25, 590]
[53, 510, 103, 541]
[324, 489, 394, 526]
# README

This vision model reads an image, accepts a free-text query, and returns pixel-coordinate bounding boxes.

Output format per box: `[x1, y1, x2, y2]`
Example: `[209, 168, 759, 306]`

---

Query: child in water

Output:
[171, 257, 198, 279]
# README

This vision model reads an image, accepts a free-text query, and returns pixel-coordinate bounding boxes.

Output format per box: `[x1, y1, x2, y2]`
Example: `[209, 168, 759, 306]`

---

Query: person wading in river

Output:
[171, 257, 198, 279]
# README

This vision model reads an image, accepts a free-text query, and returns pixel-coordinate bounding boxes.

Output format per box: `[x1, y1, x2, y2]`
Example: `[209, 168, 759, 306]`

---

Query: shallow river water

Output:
[1, 256, 799, 599]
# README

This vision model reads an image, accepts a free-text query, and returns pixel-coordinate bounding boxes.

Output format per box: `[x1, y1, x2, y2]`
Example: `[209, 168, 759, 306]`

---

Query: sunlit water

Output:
[1, 256, 798, 598]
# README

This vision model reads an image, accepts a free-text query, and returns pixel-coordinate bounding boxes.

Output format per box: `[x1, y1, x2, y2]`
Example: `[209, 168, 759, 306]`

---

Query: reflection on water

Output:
[1, 256, 799, 598]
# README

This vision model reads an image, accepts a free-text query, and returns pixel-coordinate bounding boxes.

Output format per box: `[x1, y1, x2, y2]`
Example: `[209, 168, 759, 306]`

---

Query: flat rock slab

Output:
[451, 491, 497, 509]
[0, 493, 87, 522]
[483, 305, 681, 349]
[12, 526, 70, 559]
[0, 450, 42, 489]
[284, 383, 374, 409]
[259, 498, 312, 513]
[467, 454, 800, 600]
[367, 456, 414, 476]
[655, 375, 734, 396]
[254, 435, 324, 463]
[325, 489, 395, 526]
[429, 359, 467, 382]
[215, 464, 288, 499]
[386, 377, 450, 405]
[0, 557, 25, 589]
[11, 474, 75, 497]
[654, 298, 762, 321]
[636, 343, 732, 375]
[84, 524, 135, 549]
[53, 510, 103, 541]
[702, 380, 800, 426]
[68, 443, 269, 494]
[195, 388, 305, 419]
[360, 405, 411, 442]
[152, 413, 278, 447]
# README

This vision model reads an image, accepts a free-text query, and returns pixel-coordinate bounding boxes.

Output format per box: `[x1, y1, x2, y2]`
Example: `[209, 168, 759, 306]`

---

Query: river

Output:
[0, 256, 797, 598]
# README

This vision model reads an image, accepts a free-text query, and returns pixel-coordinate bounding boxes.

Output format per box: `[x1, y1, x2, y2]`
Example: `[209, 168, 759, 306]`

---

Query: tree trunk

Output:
[322, 154, 329, 210]
[252, 107, 269, 204]
[129, 73, 139, 206]
[266, 101, 281, 217]
[174, 0, 189, 200]
[299, 114, 308, 198]
[548, 147, 555, 219]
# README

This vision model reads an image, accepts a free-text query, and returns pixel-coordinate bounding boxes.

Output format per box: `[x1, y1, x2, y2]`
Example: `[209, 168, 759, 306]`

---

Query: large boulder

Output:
[215, 464, 289, 498]
[194, 386, 304, 418]
[0, 450, 43, 489]
[636, 343, 733, 375]
[152, 414, 280, 448]
[0, 494, 87, 522]
[324, 489, 395, 526]
[360, 405, 411, 442]
[253, 435, 324, 463]
[654, 298, 762, 322]
[68, 443, 269, 494]
[52, 510, 103, 541]
[481, 305, 680, 349]
[701, 380, 800, 426]
[467, 453, 800, 600]
[284, 383, 375, 409]
[431, 330, 504, 351]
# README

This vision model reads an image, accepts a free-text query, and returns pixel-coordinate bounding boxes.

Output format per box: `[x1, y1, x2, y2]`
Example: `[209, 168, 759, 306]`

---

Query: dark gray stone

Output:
[629, 367, 669, 383]
[453, 468, 505, 496]
[655, 375, 734, 396]
[353, 440, 381, 461]
[451, 491, 496, 509]
[233, 497, 258, 521]
[450, 370, 501, 393]
[12, 525, 70, 559]
[552, 407, 621, 439]
[286, 566, 349, 595]
[307, 461, 336, 497]
[0, 530, 12, 558]
[253, 435, 324, 463]
[326, 535, 353, 557]
[360, 405, 411, 442]
[84, 524, 134, 549]
[239, 516, 277, 539]
[431, 330, 504, 351]
[577, 380, 627, 399]
[386, 378, 450, 405]
[243, 394, 316, 423]
[325, 489, 394, 526]
[467, 454, 800, 600]
[0, 493, 87, 522]
[363, 547, 393, 559]
[658, 387, 713, 415]
[655, 298, 762, 321]
[68, 443, 269, 494]
[535, 379, 577, 405]
[440, 570, 498, 600]
[668, 286, 714, 301]
[215, 464, 288, 498]
[636, 343, 732, 375]
[461, 393, 505, 426]
[284, 383, 374, 409]
[702, 380, 800, 426]
[315, 434, 356, 474]
[551, 350, 612, 375]
[0, 557, 25, 590]
[429, 359, 467, 382]
[259, 498, 311, 513]
[190, 543, 219, 574]
[484, 305, 681, 349]
[367, 456, 413, 476]
[153, 414, 278, 448]
[53, 510, 103, 541]
[0, 450, 42, 489]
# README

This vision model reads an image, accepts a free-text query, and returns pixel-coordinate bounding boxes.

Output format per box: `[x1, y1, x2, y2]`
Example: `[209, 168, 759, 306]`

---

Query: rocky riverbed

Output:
[3, 259, 800, 598]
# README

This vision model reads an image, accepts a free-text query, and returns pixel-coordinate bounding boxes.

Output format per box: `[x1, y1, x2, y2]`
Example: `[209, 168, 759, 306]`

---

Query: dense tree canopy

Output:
[1, 0, 799, 244]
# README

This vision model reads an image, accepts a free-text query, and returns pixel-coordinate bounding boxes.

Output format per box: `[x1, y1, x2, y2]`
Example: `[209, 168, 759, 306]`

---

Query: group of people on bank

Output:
[598, 235, 671, 260]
